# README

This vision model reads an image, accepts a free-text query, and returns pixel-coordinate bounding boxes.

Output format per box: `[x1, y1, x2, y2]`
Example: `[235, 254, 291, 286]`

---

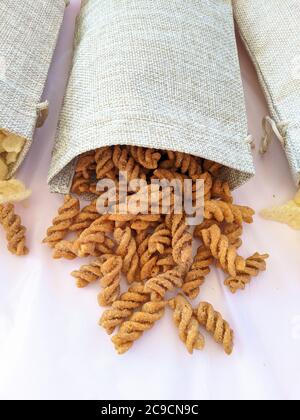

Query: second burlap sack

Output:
[0, 0, 67, 181]
[234, 0, 300, 186]
[49, 0, 255, 194]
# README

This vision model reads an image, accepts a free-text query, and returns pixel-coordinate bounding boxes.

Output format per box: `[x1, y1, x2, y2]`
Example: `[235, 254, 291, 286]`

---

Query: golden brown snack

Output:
[222, 223, 243, 249]
[203, 160, 223, 177]
[165, 212, 192, 267]
[130, 146, 161, 169]
[110, 214, 161, 234]
[94, 147, 115, 180]
[144, 266, 185, 300]
[131, 218, 161, 233]
[53, 240, 77, 260]
[112, 300, 166, 354]
[71, 173, 90, 195]
[182, 246, 213, 300]
[153, 168, 187, 185]
[75, 151, 96, 180]
[137, 234, 160, 280]
[96, 237, 117, 255]
[194, 219, 219, 239]
[148, 223, 172, 255]
[97, 255, 123, 307]
[191, 172, 213, 202]
[211, 179, 233, 203]
[201, 224, 245, 277]
[43, 195, 80, 248]
[113, 145, 146, 183]
[204, 201, 254, 226]
[0, 203, 28, 256]
[71, 259, 102, 288]
[114, 227, 140, 283]
[69, 200, 99, 233]
[156, 248, 176, 273]
[74, 215, 114, 257]
[166, 151, 202, 176]
[169, 294, 205, 354]
[100, 284, 149, 334]
[195, 302, 234, 355]
[194, 220, 243, 249]
[224, 253, 269, 293]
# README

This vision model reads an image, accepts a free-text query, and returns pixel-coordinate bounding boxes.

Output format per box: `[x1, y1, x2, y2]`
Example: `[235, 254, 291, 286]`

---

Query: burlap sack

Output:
[0, 0, 68, 178]
[48, 0, 255, 194]
[234, 0, 300, 186]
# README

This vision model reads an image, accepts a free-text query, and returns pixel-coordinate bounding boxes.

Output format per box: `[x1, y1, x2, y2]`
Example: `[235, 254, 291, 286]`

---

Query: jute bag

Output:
[48, 0, 255, 194]
[0, 0, 68, 179]
[234, 0, 300, 186]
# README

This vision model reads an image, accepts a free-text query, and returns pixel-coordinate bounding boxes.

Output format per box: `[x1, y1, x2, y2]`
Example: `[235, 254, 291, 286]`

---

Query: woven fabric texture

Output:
[0, 0, 67, 177]
[234, 0, 300, 186]
[49, 0, 255, 194]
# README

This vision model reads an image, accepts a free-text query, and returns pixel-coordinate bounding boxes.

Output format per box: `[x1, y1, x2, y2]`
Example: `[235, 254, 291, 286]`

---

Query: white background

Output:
[0, 0, 299, 400]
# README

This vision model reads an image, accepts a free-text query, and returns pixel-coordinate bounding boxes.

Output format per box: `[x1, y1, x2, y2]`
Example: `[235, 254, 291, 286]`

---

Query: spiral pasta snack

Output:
[44, 143, 268, 358]
[201, 224, 246, 277]
[43, 195, 80, 248]
[130, 147, 161, 170]
[166, 212, 193, 268]
[148, 223, 172, 255]
[97, 255, 123, 307]
[100, 284, 150, 335]
[195, 302, 234, 355]
[114, 227, 140, 283]
[112, 301, 166, 354]
[166, 151, 202, 177]
[204, 201, 254, 226]
[224, 253, 269, 293]
[145, 267, 185, 300]
[53, 240, 77, 260]
[69, 200, 99, 233]
[169, 295, 205, 354]
[0, 203, 28, 256]
[211, 180, 233, 203]
[182, 246, 214, 300]
[95, 147, 115, 180]
[71, 259, 103, 288]
[74, 216, 115, 258]
[113, 146, 146, 183]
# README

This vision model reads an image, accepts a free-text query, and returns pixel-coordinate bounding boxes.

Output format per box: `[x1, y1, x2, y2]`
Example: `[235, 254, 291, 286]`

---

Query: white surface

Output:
[0, 0, 299, 400]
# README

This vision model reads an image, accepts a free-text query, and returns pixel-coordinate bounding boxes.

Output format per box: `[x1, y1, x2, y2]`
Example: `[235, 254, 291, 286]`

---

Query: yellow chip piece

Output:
[2, 134, 25, 153]
[261, 190, 300, 230]
[0, 179, 31, 204]
[0, 156, 8, 180]
[0, 131, 7, 153]
[0, 131, 6, 142]
[6, 152, 18, 165]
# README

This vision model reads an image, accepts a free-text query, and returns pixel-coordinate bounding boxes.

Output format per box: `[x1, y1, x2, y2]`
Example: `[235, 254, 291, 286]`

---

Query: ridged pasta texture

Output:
[100, 284, 149, 334]
[165, 212, 193, 268]
[201, 224, 245, 277]
[114, 227, 140, 283]
[74, 215, 115, 258]
[112, 301, 166, 354]
[224, 253, 269, 293]
[0, 203, 28, 256]
[71, 259, 102, 288]
[169, 294, 205, 354]
[195, 302, 234, 355]
[182, 246, 213, 299]
[42, 147, 269, 358]
[97, 254, 123, 307]
[144, 266, 185, 300]
[43, 195, 80, 248]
